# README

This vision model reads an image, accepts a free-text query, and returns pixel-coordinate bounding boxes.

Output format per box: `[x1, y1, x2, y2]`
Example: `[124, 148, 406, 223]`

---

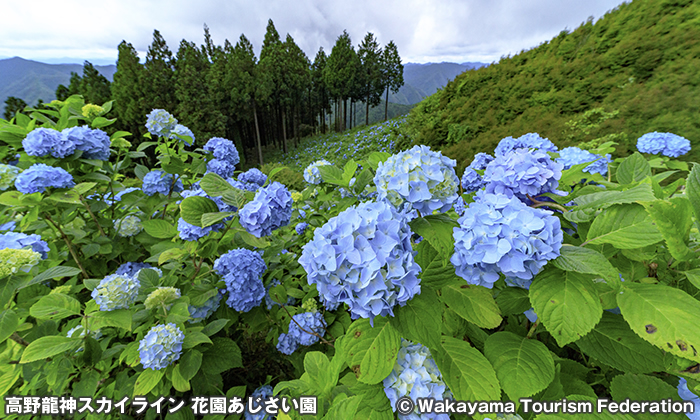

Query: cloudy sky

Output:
[1, 0, 628, 66]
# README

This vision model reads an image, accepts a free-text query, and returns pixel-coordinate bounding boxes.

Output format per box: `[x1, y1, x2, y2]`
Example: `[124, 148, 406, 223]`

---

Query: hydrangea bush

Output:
[2, 98, 700, 420]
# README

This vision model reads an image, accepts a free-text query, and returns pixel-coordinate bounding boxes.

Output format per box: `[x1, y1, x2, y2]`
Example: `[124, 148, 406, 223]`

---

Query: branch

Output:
[280, 305, 334, 347]
[527, 194, 568, 213]
[44, 213, 89, 279]
[80, 196, 106, 236]
[10, 333, 29, 347]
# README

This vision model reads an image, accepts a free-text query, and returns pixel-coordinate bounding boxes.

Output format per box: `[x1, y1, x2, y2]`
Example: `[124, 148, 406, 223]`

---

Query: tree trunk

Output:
[253, 99, 263, 167]
[343, 98, 347, 131]
[366, 92, 370, 126]
[282, 107, 288, 154]
[384, 87, 389, 121]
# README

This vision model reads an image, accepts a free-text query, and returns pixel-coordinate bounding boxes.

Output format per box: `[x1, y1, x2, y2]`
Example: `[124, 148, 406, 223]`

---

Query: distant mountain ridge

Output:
[0, 57, 486, 116]
[0, 57, 116, 115]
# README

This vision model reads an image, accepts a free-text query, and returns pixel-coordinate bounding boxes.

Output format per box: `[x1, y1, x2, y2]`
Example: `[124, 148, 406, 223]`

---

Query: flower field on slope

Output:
[1, 96, 700, 420]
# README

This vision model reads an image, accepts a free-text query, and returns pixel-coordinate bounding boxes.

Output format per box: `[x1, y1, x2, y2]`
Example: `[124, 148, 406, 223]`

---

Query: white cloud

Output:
[0, 0, 628, 65]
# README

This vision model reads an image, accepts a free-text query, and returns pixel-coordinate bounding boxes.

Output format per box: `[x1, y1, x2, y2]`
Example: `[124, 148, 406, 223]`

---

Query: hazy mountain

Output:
[388, 62, 487, 105]
[0, 57, 116, 115]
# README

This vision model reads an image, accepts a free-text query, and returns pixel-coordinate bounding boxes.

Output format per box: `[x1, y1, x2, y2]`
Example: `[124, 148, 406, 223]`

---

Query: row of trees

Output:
[56, 21, 404, 166]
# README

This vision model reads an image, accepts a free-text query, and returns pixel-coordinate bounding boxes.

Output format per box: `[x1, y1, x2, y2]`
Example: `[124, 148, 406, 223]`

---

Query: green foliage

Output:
[408, 0, 700, 166]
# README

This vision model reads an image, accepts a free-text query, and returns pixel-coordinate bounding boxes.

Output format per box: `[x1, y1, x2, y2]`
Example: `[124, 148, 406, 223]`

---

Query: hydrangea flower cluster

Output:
[144, 287, 181, 310]
[303, 160, 332, 184]
[453, 196, 466, 216]
[0, 248, 41, 277]
[238, 168, 267, 187]
[374, 145, 460, 214]
[276, 312, 326, 355]
[188, 292, 222, 323]
[461, 152, 494, 193]
[100, 187, 140, 205]
[383, 339, 451, 420]
[114, 215, 143, 237]
[145, 109, 178, 137]
[0, 231, 50, 258]
[483, 148, 563, 202]
[265, 279, 297, 310]
[245, 385, 274, 420]
[23, 127, 75, 158]
[81, 104, 104, 118]
[0, 164, 21, 190]
[637, 132, 691, 158]
[204, 137, 240, 178]
[678, 378, 700, 420]
[556, 147, 611, 176]
[239, 182, 293, 238]
[0, 221, 16, 232]
[494, 133, 558, 157]
[295, 222, 308, 235]
[62, 126, 111, 160]
[115, 262, 162, 279]
[142, 170, 183, 196]
[214, 249, 266, 312]
[299, 200, 421, 321]
[14, 164, 75, 194]
[451, 193, 563, 289]
[168, 124, 194, 146]
[91, 274, 140, 311]
[139, 323, 185, 370]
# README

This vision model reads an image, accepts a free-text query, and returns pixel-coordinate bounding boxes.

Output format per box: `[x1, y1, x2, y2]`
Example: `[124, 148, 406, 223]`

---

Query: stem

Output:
[44, 213, 89, 279]
[80, 196, 106, 236]
[527, 194, 568, 213]
[10, 333, 29, 347]
[527, 320, 540, 339]
[190, 256, 204, 281]
[281, 305, 334, 347]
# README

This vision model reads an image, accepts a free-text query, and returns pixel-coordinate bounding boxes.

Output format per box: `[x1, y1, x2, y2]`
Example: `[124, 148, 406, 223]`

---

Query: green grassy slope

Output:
[405, 0, 700, 172]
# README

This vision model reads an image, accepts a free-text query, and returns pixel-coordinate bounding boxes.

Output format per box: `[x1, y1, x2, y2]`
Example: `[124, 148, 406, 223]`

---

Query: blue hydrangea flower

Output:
[295, 222, 309, 235]
[494, 133, 558, 157]
[557, 147, 611, 176]
[265, 279, 297, 310]
[142, 170, 183, 196]
[245, 385, 275, 420]
[100, 187, 140, 205]
[374, 145, 459, 214]
[23, 127, 76, 158]
[303, 160, 332, 184]
[524, 308, 538, 323]
[238, 168, 267, 187]
[0, 231, 50, 259]
[204, 138, 239, 178]
[0, 164, 21, 191]
[145, 109, 178, 137]
[14, 164, 75, 194]
[239, 181, 292, 238]
[383, 339, 451, 420]
[177, 218, 224, 241]
[637, 132, 691, 158]
[168, 124, 194, 146]
[0, 221, 16, 232]
[299, 200, 421, 322]
[139, 323, 185, 370]
[451, 193, 563, 289]
[461, 152, 494, 193]
[453, 196, 466, 216]
[62, 126, 111, 160]
[188, 292, 222, 323]
[678, 378, 700, 420]
[91, 273, 140, 311]
[0, 248, 42, 277]
[115, 262, 162, 279]
[483, 148, 563, 202]
[114, 215, 143, 237]
[276, 312, 326, 355]
[214, 249, 267, 312]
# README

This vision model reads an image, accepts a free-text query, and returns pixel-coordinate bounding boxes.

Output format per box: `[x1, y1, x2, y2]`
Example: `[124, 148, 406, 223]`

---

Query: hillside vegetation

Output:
[406, 0, 700, 172]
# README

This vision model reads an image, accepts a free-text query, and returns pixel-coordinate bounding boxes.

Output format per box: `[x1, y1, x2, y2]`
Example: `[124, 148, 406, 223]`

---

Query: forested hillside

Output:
[406, 0, 700, 171]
